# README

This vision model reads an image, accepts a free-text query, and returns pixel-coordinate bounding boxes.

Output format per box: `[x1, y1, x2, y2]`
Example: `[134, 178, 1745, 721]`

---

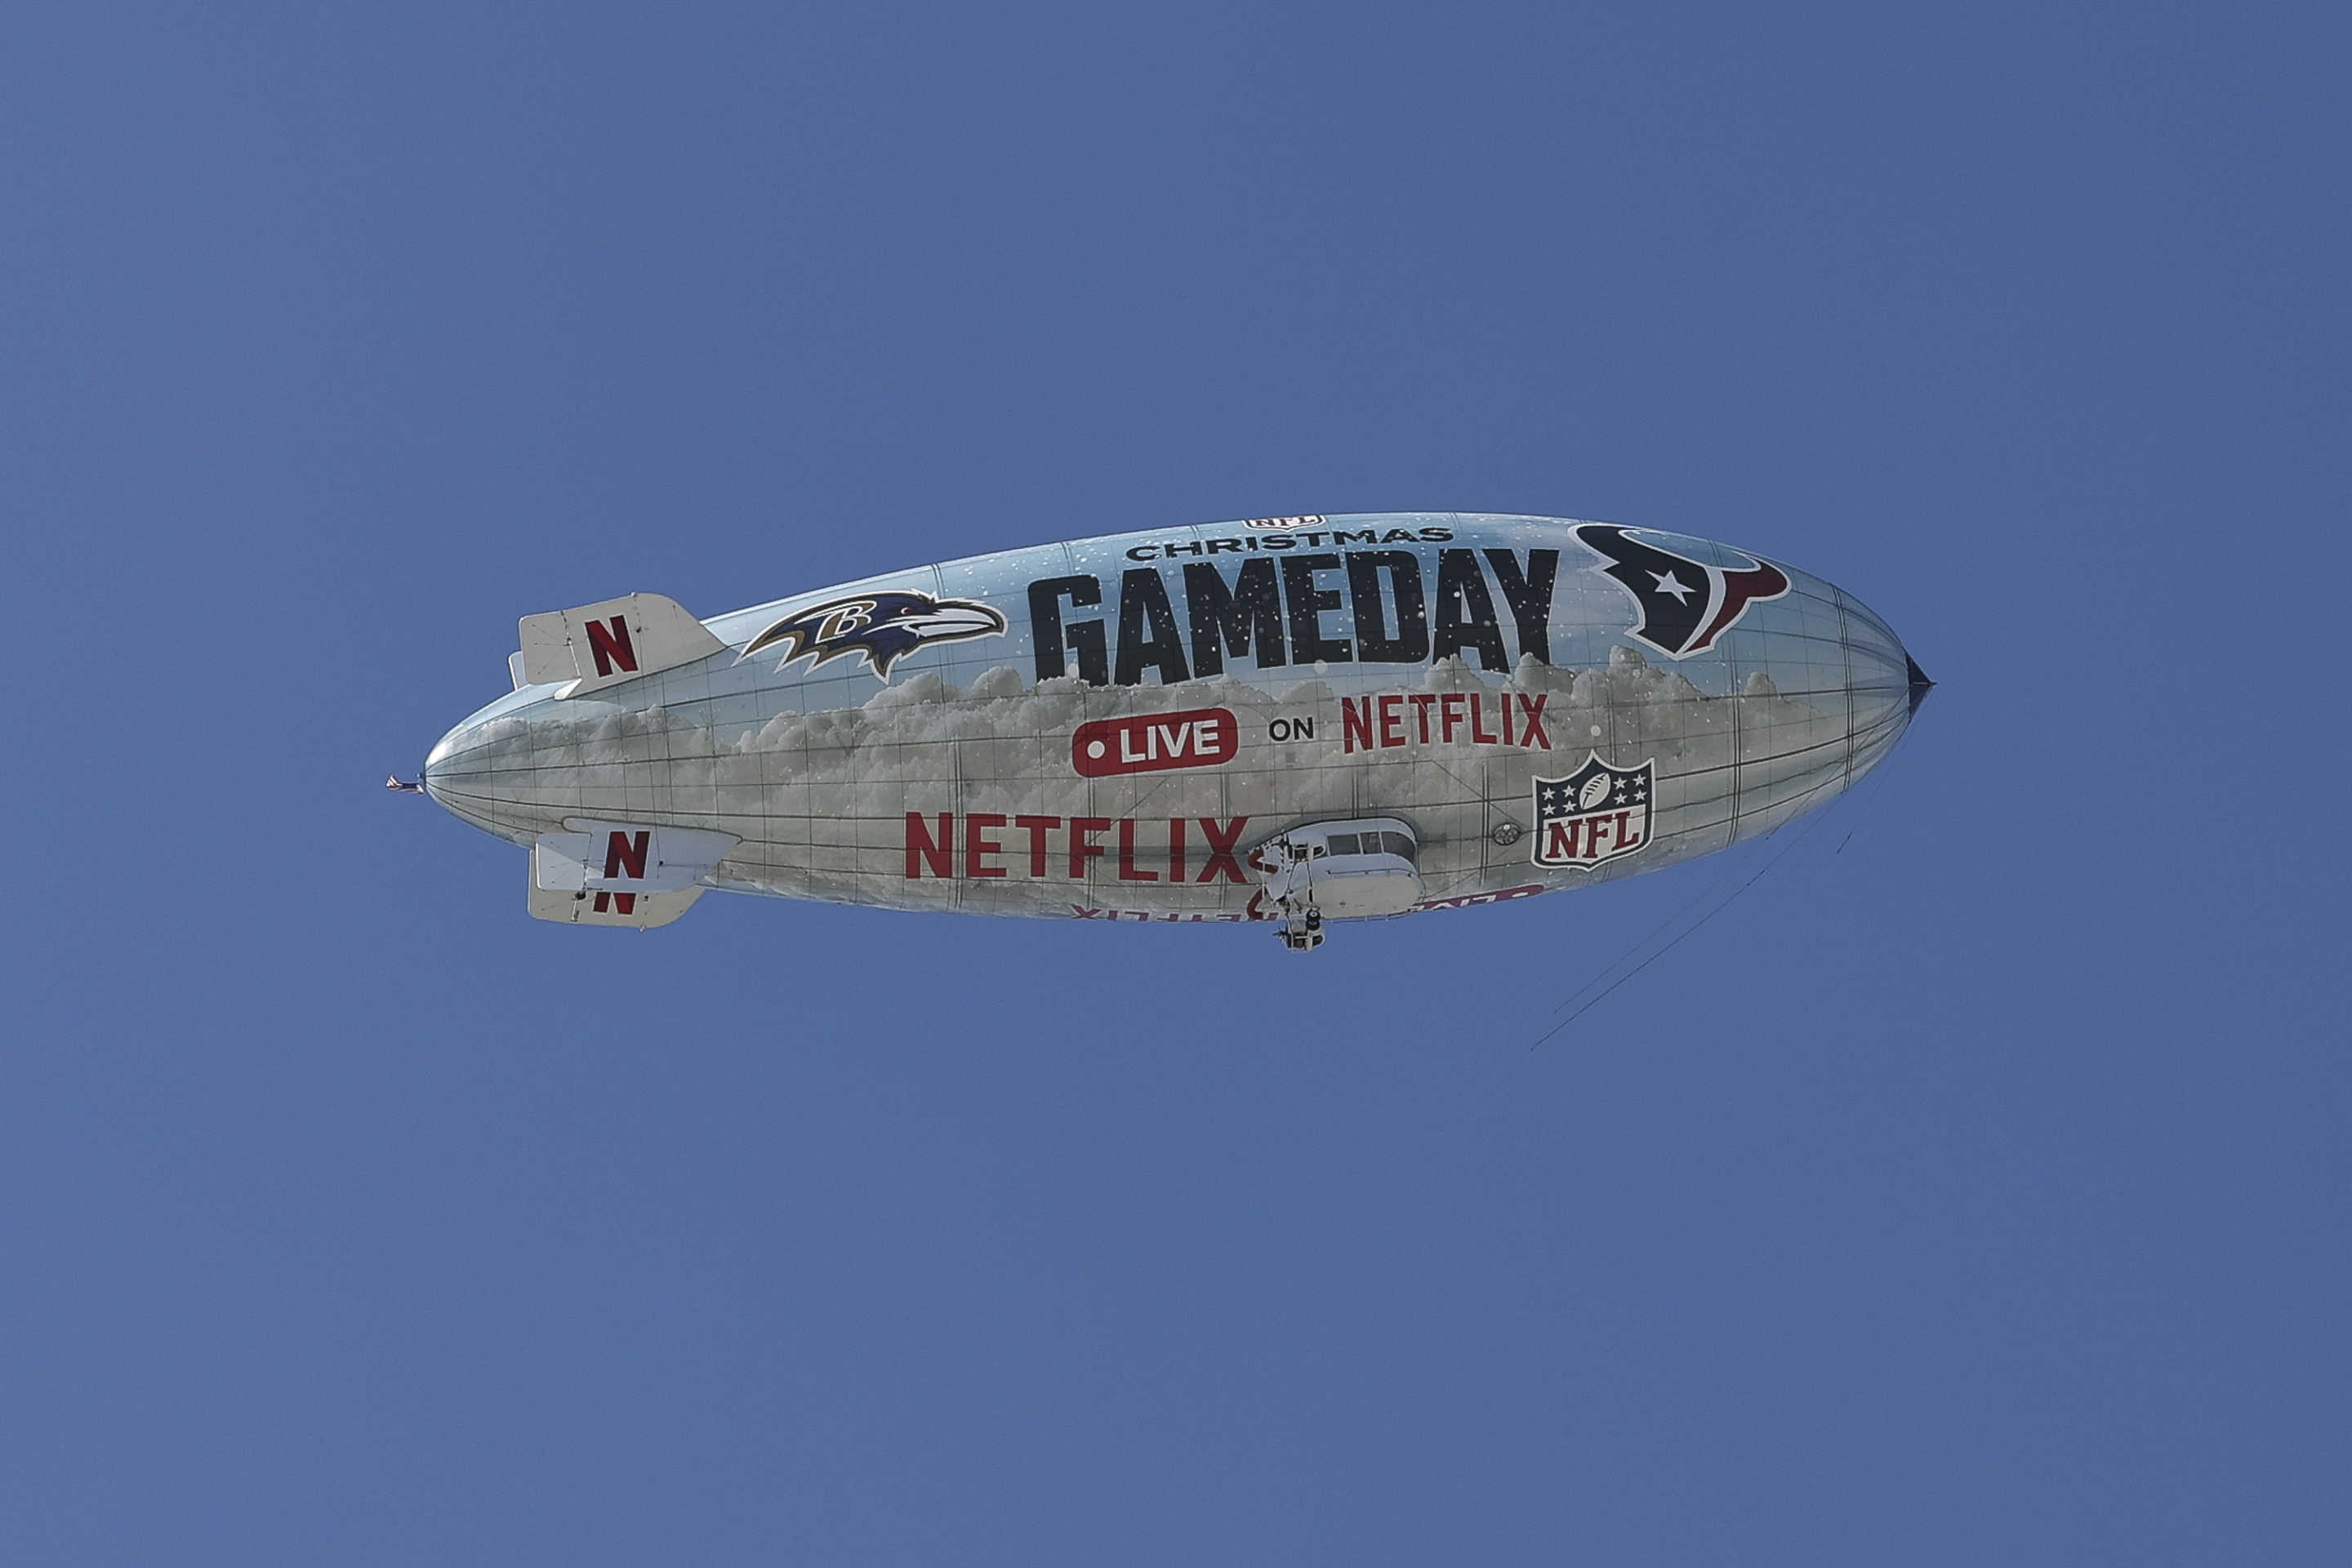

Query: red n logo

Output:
[585, 616, 639, 677]
[604, 831, 650, 880]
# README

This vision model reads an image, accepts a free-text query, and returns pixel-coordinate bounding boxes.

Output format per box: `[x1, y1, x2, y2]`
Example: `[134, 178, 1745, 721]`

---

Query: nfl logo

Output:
[1531, 753, 1655, 870]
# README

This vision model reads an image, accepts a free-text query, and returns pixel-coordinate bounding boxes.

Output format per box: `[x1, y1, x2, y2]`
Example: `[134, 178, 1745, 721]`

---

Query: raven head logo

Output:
[742, 591, 1007, 677]
[1573, 524, 1790, 658]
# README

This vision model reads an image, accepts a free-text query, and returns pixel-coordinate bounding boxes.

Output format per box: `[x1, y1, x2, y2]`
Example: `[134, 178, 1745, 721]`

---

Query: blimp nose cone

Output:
[1906, 653, 1936, 717]
[418, 693, 572, 844]
[420, 714, 497, 833]
[1806, 589, 1931, 783]
[420, 722, 466, 806]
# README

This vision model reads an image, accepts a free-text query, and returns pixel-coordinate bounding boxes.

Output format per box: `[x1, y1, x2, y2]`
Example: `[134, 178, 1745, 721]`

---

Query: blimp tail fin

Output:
[514, 593, 727, 698]
[527, 879, 706, 929]
[524, 823, 738, 929]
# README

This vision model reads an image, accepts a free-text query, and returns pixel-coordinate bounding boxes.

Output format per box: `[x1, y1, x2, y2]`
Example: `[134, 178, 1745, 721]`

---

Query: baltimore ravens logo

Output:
[742, 591, 1007, 677]
[1573, 523, 1790, 658]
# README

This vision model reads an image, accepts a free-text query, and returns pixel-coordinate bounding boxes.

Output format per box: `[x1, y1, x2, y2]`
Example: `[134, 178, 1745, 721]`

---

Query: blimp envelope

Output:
[417, 514, 1929, 946]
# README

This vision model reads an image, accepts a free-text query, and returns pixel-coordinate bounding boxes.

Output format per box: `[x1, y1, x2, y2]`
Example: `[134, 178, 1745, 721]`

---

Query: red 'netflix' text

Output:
[906, 814, 1251, 884]
[1341, 692, 1551, 754]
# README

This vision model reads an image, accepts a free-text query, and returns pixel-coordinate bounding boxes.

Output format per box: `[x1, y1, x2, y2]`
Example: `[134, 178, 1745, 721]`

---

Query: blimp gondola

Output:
[408, 513, 1929, 950]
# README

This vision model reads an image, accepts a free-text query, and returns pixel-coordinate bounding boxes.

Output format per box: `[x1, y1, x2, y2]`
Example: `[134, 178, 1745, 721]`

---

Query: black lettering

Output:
[1262, 535, 1296, 550]
[1281, 554, 1352, 664]
[1483, 549, 1558, 665]
[1185, 559, 1286, 675]
[1432, 550, 1508, 670]
[1125, 546, 1158, 561]
[1331, 528, 1378, 545]
[1379, 528, 1419, 543]
[1115, 568, 1192, 686]
[1346, 550, 1428, 664]
[1030, 575, 1108, 684]
[1417, 526, 1454, 541]
[1205, 538, 1244, 554]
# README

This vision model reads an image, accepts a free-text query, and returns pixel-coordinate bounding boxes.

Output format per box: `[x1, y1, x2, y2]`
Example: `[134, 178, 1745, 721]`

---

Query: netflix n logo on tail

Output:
[532, 822, 740, 896]
[583, 617, 636, 676]
[515, 594, 728, 697]
[584, 831, 651, 918]
[1531, 755, 1654, 871]
[525, 821, 737, 930]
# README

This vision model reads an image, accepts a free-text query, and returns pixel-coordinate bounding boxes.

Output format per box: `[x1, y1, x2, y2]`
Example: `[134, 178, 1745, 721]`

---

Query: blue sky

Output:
[5, 3, 2346, 1563]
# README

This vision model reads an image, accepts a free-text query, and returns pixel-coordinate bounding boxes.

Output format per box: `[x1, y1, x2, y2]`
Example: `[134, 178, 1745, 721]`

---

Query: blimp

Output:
[406, 514, 1929, 950]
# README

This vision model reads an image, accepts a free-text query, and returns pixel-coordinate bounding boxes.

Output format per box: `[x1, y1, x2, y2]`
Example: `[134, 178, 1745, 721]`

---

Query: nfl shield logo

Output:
[1531, 754, 1655, 870]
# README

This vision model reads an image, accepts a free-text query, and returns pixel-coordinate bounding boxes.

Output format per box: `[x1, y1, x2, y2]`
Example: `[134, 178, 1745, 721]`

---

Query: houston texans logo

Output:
[743, 591, 1007, 676]
[1573, 524, 1790, 658]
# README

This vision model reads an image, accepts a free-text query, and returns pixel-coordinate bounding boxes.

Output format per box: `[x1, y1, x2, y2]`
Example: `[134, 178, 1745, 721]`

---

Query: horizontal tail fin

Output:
[514, 593, 726, 697]
[527, 875, 706, 929]
[526, 822, 738, 929]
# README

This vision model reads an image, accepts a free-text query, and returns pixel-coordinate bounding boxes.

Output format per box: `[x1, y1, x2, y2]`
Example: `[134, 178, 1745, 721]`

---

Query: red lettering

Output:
[1072, 708, 1238, 777]
[1117, 817, 1157, 881]
[592, 890, 638, 914]
[1470, 692, 1498, 744]
[905, 813, 954, 878]
[1343, 697, 1371, 754]
[1168, 816, 1187, 884]
[604, 830, 649, 880]
[1441, 692, 1465, 742]
[1014, 815, 1058, 877]
[1410, 693, 1437, 742]
[1517, 693, 1551, 750]
[1544, 819, 1581, 861]
[1379, 693, 1405, 748]
[1069, 817, 1110, 878]
[1196, 816, 1250, 883]
[1615, 809, 1642, 851]
[965, 812, 1007, 878]
[584, 616, 638, 677]
[1502, 690, 1515, 745]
